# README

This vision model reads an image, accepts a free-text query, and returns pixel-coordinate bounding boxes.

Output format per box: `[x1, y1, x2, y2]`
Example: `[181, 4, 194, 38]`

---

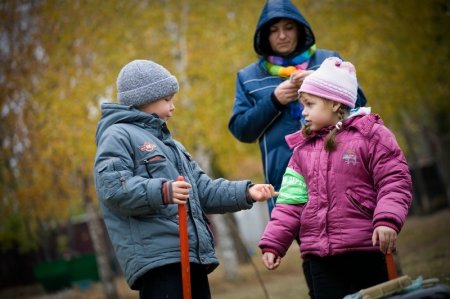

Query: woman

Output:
[228, 0, 367, 215]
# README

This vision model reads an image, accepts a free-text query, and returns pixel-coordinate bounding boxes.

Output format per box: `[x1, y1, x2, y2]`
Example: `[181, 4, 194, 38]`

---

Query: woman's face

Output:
[268, 19, 298, 56]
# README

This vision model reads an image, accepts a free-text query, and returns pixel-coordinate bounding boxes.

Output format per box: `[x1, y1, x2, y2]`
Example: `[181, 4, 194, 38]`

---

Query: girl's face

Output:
[268, 19, 298, 56]
[300, 93, 340, 131]
[139, 95, 175, 121]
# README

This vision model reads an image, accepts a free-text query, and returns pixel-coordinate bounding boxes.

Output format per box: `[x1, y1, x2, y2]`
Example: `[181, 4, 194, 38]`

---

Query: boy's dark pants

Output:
[308, 251, 388, 299]
[139, 263, 211, 299]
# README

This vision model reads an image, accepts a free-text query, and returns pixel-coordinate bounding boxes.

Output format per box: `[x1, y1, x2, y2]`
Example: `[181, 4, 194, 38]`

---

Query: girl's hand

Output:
[262, 252, 281, 270]
[372, 226, 397, 254]
[171, 180, 192, 204]
[249, 184, 278, 202]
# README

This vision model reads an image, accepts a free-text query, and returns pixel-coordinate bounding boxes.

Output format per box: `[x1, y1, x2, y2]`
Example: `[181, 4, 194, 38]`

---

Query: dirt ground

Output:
[209, 208, 450, 299]
[2, 208, 449, 299]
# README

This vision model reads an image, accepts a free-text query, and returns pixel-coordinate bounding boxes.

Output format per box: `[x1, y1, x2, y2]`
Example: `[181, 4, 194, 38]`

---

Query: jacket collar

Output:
[285, 110, 383, 149]
[95, 103, 169, 145]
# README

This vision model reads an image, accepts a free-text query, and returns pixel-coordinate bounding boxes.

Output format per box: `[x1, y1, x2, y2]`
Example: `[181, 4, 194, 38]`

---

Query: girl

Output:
[259, 57, 412, 299]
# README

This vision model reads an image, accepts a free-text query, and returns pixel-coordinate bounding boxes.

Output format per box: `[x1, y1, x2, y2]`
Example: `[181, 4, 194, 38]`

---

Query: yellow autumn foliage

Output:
[0, 0, 448, 251]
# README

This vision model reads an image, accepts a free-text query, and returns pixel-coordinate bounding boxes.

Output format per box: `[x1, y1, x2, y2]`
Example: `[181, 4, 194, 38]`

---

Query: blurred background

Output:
[1, 0, 449, 298]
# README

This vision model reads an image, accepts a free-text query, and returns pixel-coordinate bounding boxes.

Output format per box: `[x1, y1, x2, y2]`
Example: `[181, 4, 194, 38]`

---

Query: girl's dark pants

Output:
[139, 263, 211, 299]
[308, 251, 388, 299]
[302, 259, 315, 299]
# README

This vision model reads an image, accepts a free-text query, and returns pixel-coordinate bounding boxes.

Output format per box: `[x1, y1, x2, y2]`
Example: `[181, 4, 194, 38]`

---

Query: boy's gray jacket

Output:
[94, 103, 253, 289]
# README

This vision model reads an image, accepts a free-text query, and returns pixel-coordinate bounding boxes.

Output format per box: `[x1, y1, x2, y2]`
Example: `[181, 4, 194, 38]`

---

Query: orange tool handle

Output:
[177, 176, 191, 299]
[385, 253, 397, 280]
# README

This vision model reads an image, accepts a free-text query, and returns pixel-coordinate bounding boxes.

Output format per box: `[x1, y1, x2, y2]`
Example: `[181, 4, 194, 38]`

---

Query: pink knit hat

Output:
[299, 57, 358, 108]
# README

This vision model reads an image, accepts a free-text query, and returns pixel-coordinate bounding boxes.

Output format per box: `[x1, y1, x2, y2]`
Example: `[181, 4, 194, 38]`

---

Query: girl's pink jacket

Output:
[259, 113, 412, 258]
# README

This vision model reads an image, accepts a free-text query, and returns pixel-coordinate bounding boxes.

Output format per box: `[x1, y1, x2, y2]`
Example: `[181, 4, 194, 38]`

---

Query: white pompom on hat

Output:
[299, 57, 357, 108]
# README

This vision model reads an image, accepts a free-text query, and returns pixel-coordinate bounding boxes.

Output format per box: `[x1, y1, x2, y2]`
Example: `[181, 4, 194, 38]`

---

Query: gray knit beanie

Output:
[116, 60, 179, 107]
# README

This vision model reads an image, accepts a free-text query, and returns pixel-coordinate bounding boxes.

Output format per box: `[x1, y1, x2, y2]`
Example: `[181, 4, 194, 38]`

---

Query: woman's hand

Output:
[262, 252, 281, 270]
[290, 70, 313, 87]
[372, 226, 397, 254]
[274, 80, 301, 105]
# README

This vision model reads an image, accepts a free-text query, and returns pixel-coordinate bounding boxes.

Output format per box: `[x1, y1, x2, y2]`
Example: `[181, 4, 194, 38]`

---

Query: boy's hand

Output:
[262, 252, 281, 270]
[372, 226, 397, 254]
[171, 180, 191, 204]
[249, 184, 278, 202]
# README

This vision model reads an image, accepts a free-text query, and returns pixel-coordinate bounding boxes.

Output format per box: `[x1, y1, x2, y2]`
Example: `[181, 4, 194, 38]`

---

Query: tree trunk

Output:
[162, 0, 245, 281]
[212, 214, 239, 281]
[400, 111, 430, 214]
[195, 145, 243, 279]
[402, 128, 430, 214]
[82, 174, 118, 299]
[224, 214, 251, 264]
[421, 124, 450, 207]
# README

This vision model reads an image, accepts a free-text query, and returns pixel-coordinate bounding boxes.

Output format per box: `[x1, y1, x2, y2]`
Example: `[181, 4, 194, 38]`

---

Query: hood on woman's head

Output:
[253, 0, 315, 57]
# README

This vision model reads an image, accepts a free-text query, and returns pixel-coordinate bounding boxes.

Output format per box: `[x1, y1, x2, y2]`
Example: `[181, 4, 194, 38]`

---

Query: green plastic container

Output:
[33, 254, 100, 293]
[68, 254, 100, 282]
[33, 259, 71, 293]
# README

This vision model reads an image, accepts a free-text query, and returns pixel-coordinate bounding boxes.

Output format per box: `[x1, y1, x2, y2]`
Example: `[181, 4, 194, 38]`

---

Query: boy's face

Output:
[139, 95, 175, 121]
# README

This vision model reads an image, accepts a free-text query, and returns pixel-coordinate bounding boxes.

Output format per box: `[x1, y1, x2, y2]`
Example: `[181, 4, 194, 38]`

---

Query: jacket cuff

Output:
[271, 92, 285, 110]
[260, 247, 281, 258]
[161, 180, 174, 205]
[245, 183, 255, 204]
[374, 220, 399, 233]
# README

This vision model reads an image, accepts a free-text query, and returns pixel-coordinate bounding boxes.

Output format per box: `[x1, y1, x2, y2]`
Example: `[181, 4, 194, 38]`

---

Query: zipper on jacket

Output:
[168, 141, 203, 264]
[176, 168, 202, 263]
[119, 176, 127, 192]
[178, 152, 202, 263]
[348, 196, 373, 218]
[325, 151, 331, 256]
[179, 166, 202, 263]
[142, 160, 153, 178]
[188, 199, 202, 263]
[256, 111, 282, 141]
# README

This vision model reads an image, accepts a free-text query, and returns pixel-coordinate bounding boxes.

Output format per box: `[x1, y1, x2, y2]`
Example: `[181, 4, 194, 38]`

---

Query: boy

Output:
[94, 59, 276, 299]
